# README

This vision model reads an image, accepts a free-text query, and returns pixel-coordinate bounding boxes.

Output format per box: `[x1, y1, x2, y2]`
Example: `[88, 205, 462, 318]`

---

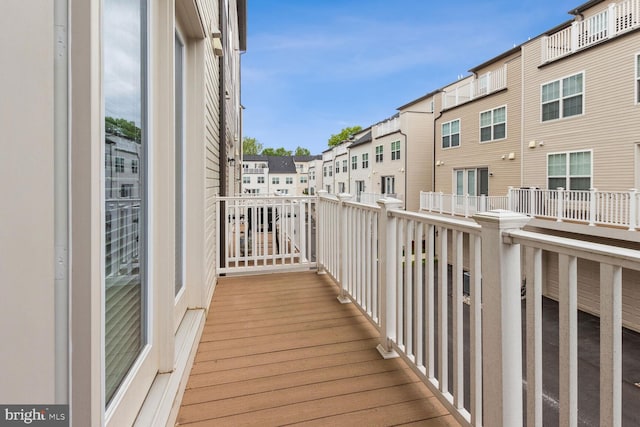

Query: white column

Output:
[376, 197, 403, 358]
[473, 210, 530, 427]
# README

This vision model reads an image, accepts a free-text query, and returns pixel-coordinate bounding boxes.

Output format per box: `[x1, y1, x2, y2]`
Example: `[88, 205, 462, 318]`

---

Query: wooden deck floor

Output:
[176, 271, 459, 426]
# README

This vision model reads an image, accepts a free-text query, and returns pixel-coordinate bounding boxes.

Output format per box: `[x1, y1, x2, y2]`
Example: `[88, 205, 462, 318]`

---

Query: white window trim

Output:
[540, 71, 585, 123]
[546, 149, 593, 190]
[441, 118, 461, 149]
[479, 105, 507, 143]
[391, 140, 401, 160]
[375, 145, 384, 163]
[636, 53, 640, 105]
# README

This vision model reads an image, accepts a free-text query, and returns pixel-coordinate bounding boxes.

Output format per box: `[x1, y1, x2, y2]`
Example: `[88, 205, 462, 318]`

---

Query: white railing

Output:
[543, 0, 640, 62]
[420, 188, 639, 230]
[357, 192, 403, 207]
[215, 196, 317, 274]
[315, 194, 640, 426]
[442, 66, 507, 109]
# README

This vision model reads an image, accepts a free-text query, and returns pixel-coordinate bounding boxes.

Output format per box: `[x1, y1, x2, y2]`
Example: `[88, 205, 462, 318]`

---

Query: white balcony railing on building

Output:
[543, 0, 640, 62]
[356, 192, 404, 207]
[216, 196, 317, 274]
[243, 168, 266, 174]
[373, 116, 400, 138]
[420, 188, 640, 230]
[312, 192, 640, 426]
[441, 66, 507, 109]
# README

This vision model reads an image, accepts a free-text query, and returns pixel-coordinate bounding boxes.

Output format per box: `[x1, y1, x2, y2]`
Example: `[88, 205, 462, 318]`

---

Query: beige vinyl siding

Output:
[522, 32, 640, 190]
[541, 252, 640, 333]
[402, 100, 435, 212]
[199, 0, 221, 289]
[435, 53, 522, 196]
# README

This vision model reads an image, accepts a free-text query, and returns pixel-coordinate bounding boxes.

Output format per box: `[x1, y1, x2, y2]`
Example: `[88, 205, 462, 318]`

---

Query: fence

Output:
[215, 196, 317, 275]
[420, 188, 640, 230]
[317, 192, 640, 426]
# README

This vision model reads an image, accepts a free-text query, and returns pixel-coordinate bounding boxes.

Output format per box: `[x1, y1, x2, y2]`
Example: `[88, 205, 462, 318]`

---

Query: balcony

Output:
[176, 193, 640, 426]
[542, 0, 640, 63]
[420, 187, 640, 230]
[441, 66, 507, 110]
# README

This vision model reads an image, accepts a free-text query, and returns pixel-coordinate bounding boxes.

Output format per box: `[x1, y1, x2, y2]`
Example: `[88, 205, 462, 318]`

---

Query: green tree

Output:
[242, 136, 263, 155]
[328, 125, 362, 147]
[261, 147, 292, 156]
[294, 146, 311, 156]
[105, 116, 142, 142]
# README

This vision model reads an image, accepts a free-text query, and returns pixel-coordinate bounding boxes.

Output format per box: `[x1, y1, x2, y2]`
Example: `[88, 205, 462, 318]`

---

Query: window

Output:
[382, 176, 395, 194]
[636, 54, 640, 103]
[323, 166, 327, 177]
[257, 176, 265, 184]
[338, 182, 346, 193]
[391, 141, 401, 160]
[115, 156, 125, 172]
[131, 159, 139, 173]
[480, 106, 506, 142]
[442, 119, 460, 148]
[454, 168, 489, 196]
[329, 167, 332, 177]
[342, 160, 347, 172]
[272, 177, 280, 184]
[362, 153, 369, 168]
[104, 0, 147, 406]
[547, 151, 591, 190]
[243, 175, 250, 184]
[541, 72, 583, 121]
[375, 145, 383, 162]
[286, 177, 293, 184]
[351, 155, 357, 170]
[300, 175, 308, 183]
[335, 161, 340, 174]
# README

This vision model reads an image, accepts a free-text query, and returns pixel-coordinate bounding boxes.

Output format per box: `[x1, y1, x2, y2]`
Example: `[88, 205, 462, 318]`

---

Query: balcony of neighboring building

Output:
[441, 65, 507, 110]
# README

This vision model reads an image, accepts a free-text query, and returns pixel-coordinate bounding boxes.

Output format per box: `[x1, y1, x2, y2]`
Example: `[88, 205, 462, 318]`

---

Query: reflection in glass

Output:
[104, 0, 146, 405]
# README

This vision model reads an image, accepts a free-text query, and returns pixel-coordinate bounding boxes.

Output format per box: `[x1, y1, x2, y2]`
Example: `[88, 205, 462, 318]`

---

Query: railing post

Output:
[473, 210, 531, 427]
[464, 193, 470, 218]
[570, 21, 579, 52]
[629, 188, 637, 231]
[376, 197, 403, 359]
[589, 188, 598, 227]
[557, 187, 565, 222]
[529, 186, 537, 217]
[608, 3, 617, 38]
[316, 190, 328, 275]
[451, 193, 455, 216]
[439, 191, 444, 214]
[337, 193, 352, 303]
[541, 36, 548, 63]
[507, 186, 513, 211]
[480, 194, 487, 212]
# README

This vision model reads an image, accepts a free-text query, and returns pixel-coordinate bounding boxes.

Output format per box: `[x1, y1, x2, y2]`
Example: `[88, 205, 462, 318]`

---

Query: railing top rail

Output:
[344, 199, 382, 213]
[217, 195, 315, 202]
[505, 229, 640, 270]
[390, 208, 482, 235]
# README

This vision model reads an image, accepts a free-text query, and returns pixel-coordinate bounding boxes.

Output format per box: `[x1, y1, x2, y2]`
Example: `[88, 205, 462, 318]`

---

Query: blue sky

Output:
[242, 0, 580, 155]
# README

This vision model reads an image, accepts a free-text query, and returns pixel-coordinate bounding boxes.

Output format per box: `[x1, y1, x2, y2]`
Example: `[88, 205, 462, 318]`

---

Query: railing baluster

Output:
[526, 247, 543, 427]
[600, 263, 622, 427]
[452, 230, 464, 409]
[426, 224, 436, 379]
[415, 222, 425, 370]
[438, 226, 448, 394]
[559, 254, 578, 427]
[396, 218, 405, 350]
[470, 234, 482, 427]
[405, 220, 414, 359]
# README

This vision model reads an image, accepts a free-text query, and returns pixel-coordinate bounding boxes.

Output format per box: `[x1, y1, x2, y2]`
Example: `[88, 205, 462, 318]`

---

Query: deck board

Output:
[177, 271, 459, 426]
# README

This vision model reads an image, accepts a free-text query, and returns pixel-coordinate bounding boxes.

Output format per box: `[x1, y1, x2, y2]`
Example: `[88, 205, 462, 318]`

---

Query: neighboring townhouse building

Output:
[1, 1, 246, 425]
[268, 156, 298, 195]
[293, 155, 322, 195]
[434, 46, 522, 197]
[333, 143, 350, 194]
[322, 147, 335, 193]
[241, 155, 269, 194]
[348, 129, 373, 199]
[308, 157, 324, 195]
[519, 0, 640, 331]
[370, 115, 403, 200]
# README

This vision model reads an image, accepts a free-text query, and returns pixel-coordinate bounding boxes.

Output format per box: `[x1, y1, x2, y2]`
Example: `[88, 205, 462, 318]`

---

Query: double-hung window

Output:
[351, 155, 357, 170]
[335, 161, 340, 174]
[115, 156, 125, 172]
[257, 176, 265, 184]
[391, 141, 401, 160]
[375, 145, 383, 162]
[242, 175, 250, 184]
[272, 177, 279, 184]
[362, 153, 369, 168]
[542, 72, 583, 121]
[442, 119, 460, 148]
[342, 160, 347, 172]
[547, 151, 591, 190]
[286, 177, 293, 184]
[480, 106, 506, 142]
